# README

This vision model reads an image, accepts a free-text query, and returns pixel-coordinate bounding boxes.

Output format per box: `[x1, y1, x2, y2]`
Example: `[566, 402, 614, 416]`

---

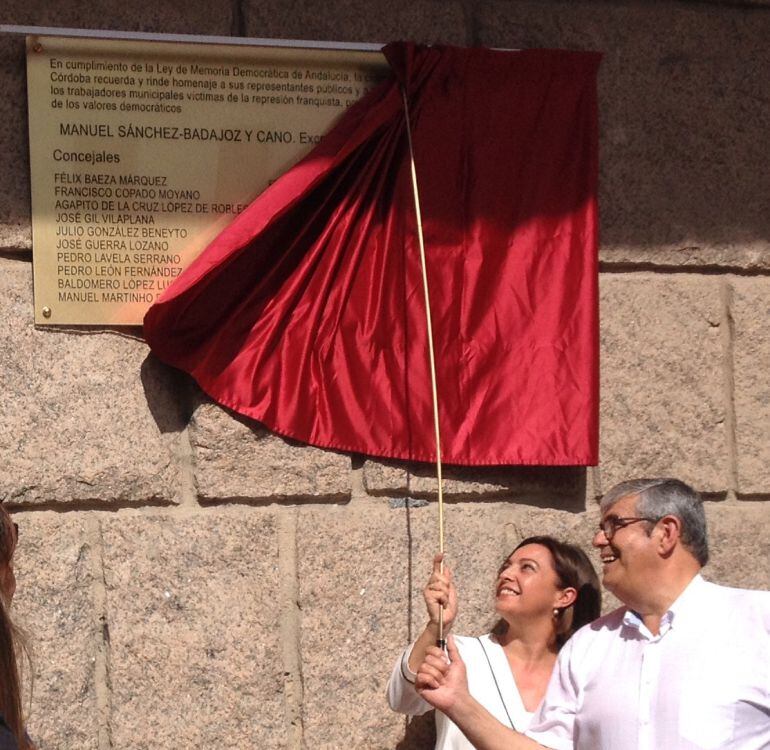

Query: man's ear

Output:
[656, 514, 681, 557]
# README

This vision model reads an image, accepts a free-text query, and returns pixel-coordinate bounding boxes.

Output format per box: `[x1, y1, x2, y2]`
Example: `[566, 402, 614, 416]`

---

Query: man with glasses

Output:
[415, 478, 770, 750]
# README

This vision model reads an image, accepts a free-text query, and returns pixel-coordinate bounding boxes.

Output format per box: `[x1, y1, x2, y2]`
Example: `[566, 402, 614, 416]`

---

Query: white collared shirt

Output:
[387, 634, 535, 749]
[526, 575, 770, 750]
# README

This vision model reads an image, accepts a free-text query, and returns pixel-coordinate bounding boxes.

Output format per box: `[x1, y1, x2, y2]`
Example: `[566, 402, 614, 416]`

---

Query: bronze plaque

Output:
[27, 35, 387, 325]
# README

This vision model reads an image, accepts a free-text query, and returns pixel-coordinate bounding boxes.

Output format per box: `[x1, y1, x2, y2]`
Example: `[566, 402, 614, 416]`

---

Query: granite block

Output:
[703, 502, 770, 590]
[599, 274, 726, 493]
[11, 512, 99, 749]
[732, 278, 770, 494]
[0, 35, 29, 252]
[244, 0, 469, 46]
[0, 258, 182, 506]
[102, 511, 287, 749]
[190, 400, 352, 502]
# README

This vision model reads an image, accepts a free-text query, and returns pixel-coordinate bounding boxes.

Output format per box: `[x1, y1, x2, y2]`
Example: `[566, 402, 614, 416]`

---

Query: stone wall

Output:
[1, 1, 769, 748]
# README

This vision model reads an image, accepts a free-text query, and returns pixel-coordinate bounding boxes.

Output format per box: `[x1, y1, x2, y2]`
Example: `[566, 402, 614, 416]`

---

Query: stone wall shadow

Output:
[140, 353, 195, 433]
[377, 460, 589, 513]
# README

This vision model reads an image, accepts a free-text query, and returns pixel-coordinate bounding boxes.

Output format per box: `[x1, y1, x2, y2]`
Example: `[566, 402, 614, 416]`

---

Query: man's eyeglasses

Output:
[598, 516, 658, 541]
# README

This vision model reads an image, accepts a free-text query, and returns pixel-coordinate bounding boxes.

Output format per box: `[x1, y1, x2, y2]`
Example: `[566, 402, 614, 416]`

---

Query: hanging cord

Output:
[401, 86, 446, 649]
[476, 637, 516, 730]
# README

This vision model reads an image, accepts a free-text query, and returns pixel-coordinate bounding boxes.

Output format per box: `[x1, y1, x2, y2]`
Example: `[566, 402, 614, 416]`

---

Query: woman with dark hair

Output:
[387, 536, 600, 750]
[0, 505, 32, 750]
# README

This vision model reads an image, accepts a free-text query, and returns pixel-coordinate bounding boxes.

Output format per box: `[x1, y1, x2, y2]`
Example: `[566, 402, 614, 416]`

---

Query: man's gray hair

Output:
[600, 478, 709, 566]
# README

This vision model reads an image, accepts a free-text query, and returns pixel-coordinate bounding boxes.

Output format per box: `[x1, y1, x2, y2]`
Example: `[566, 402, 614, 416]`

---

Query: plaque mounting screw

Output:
[33, 43, 43, 54]
[42, 306, 51, 318]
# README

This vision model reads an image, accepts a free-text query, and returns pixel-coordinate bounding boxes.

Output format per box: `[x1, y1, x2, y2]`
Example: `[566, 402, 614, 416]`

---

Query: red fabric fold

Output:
[144, 43, 601, 466]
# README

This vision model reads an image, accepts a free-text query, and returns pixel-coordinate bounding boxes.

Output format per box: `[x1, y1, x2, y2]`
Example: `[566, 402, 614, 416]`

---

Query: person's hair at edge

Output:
[492, 536, 601, 647]
[600, 477, 709, 566]
[0, 504, 32, 750]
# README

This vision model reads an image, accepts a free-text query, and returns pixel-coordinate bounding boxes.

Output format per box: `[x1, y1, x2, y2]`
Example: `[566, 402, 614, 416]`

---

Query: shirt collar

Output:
[622, 573, 705, 637]
[666, 572, 706, 625]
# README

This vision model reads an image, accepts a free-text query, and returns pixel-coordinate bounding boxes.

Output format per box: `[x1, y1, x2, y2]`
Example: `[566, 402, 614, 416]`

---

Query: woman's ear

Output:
[555, 586, 577, 609]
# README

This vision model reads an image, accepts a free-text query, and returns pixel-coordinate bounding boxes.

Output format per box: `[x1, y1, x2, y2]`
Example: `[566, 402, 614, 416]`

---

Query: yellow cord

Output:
[401, 87, 446, 647]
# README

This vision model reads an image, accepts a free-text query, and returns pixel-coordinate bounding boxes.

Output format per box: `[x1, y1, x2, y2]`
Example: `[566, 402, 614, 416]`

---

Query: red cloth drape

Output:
[144, 43, 601, 465]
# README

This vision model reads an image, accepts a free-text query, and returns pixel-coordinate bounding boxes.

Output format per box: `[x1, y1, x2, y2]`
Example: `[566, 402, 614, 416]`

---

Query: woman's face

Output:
[494, 543, 565, 621]
[0, 521, 18, 604]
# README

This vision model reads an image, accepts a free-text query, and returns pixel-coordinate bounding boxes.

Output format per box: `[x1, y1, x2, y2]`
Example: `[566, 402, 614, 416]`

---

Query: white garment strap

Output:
[476, 637, 516, 730]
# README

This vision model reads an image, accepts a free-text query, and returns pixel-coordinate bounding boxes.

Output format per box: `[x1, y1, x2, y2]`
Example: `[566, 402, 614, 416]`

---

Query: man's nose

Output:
[592, 528, 608, 548]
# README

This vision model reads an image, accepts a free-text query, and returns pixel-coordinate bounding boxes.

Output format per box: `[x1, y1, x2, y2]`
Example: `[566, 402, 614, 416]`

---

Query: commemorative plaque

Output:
[26, 35, 387, 324]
